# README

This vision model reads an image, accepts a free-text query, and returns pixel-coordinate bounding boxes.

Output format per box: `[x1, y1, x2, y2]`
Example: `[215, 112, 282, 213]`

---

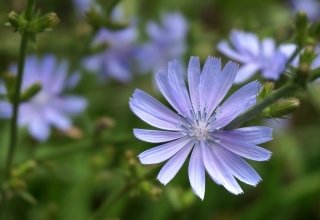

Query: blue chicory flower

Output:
[130, 56, 272, 199]
[0, 54, 87, 142]
[217, 30, 296, 83]
[135, 12, 188, 74]
[83, 8, 138, 83]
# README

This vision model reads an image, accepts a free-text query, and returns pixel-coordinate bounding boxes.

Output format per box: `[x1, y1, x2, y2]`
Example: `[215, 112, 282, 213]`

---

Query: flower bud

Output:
[95, 117, 115, 132]
[2, 71, 16, 101]
[20, 82, 42, 102]
[7, 11, 25, 31]
[33, 12, 60, 32]
[257, 82, 274, 101]
[12, 160, 37, 178]
[295, 11, 308, 47]
[261, 98, 300, 118]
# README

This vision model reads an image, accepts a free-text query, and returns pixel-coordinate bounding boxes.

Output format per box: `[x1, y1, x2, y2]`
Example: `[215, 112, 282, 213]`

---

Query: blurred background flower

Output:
[0, 54, 87, 141]
[135, 12, 188, 75]
[217, 30, 296, 83]
[82, 7, 138, 83]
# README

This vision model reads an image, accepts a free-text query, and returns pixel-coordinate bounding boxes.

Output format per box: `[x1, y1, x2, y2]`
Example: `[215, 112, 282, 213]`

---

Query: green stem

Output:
[4, 36, 28, 180]
[225, 83, 300, 129]
[87, 167, 158, 220]
[1, 0, 35, 218]
[311, 70, 320, 81]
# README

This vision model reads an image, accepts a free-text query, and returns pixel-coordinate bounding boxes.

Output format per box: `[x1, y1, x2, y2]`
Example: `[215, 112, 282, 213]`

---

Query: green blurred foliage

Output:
[0, 0, 320, 219]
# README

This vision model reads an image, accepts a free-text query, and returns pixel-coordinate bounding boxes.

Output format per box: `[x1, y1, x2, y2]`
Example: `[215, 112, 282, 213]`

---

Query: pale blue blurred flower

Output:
[83, 27, 137, 83]
[136, 12, 188, 74]
[130, 57, 272, 199]
[291, 0, 320, 21]
[72, 0, 93, 15]
[83, 7, 138, 83]
[218, 30, 296, 83]
[0, 54, 87, 142]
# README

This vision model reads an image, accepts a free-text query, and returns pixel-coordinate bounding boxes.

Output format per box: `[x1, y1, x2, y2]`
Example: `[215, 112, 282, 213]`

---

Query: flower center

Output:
[32, 91, 51, 106]
[177, 104, 221, 142]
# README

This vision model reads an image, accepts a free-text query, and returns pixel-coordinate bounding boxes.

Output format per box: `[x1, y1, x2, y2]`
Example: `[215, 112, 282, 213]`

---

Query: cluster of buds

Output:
[6, 10, 59, 47]
[258, 82, 300, 119]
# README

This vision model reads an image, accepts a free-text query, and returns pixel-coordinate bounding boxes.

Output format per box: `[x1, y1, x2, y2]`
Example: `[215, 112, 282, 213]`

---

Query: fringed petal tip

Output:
[156, 177, 167, 185]
[252, 178, 262, 187]
[227, 60, 240, 67]
[206, 56, 221, 62]
[168, 59, 178, 65]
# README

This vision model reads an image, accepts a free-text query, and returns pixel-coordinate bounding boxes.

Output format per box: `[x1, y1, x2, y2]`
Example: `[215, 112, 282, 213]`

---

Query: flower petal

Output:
[39, 54, 56, 86]
[217, 41, 248, 63]
[206, 61, 238, 117]
[0, 101, 12, 118]
[199, 57, 221, 115]
[202, 140, 243, 194]
[214, 143, 262, 186]
[189, 143, 205, 200]
[187, 56, 201, 112]
[219, 140, 272, 161]
[130, 89, 179, 130]
[50, 60, 68, 94]
[234, 63, 260, 84]
[210, 81, 259, 128]
[106, 55, 132, 83]
[157, 138, 195, 185]
[54, 96, 87, 115]
[156, 71, 187, 115]
[231, 30, 259, 58]
[138, 137, 193, 164]
[133, 129, 184, 143]
[44, 107, 71, 130]
[28, 113, 50, 142]
[168, 60, 192, 113]
[211, 126, 273, 145]
[200, 140, 222, 185]
[261, 38, 275, 58]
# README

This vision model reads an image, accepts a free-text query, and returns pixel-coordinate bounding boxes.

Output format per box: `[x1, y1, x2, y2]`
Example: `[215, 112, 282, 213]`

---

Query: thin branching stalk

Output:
[1, 0, 36, 218]
[87, 167, 159, 220]
[4, 0, 35, 182]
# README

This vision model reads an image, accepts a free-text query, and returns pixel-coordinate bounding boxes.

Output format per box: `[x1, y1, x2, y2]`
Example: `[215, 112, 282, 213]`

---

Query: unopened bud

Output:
[61, 127, 83, 139]
[262, 98, 300, 118]
[12, 160, 37, 178]
[295, 11, 308, 47]
[33, 12, 59, 33]
[2, 71, 16, 101]
[300, 45, 317, 64]
[95, 117, 115, 132]
[7, 11, 25, 31]
[20, 82, 42, 102]
[258, 82, 274, 101]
